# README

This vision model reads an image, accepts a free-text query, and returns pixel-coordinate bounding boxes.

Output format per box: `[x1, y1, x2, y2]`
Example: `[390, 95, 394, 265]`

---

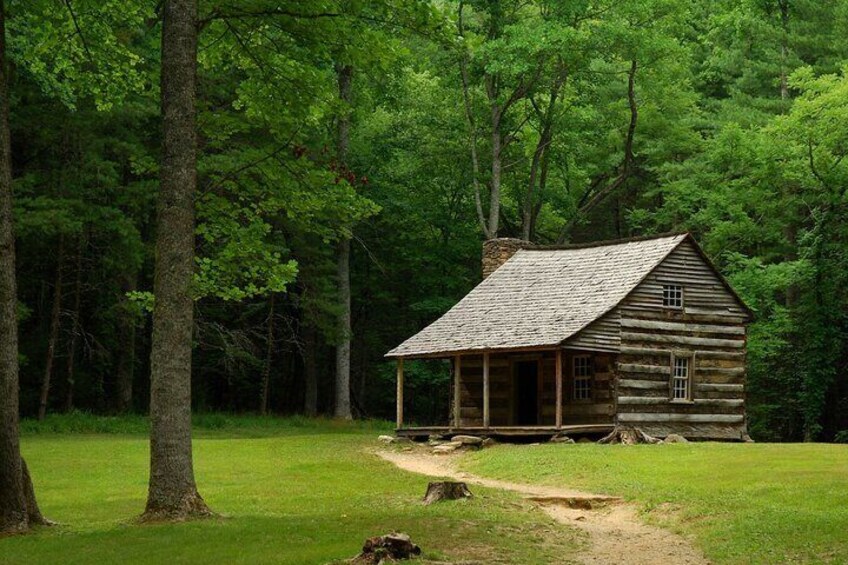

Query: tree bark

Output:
[143, 0, 210, 520]
[303, 322, 318, 416]
[334, 63, 353, 420]
[64, 236, 84, 412]
[0, 2, 47, 533]
[38, 236, 64, 421]
[422, 481, 473, 505]
[488, 103, 502, 237]
[259, 294, 274, 415]
[334, 237, 352, 419]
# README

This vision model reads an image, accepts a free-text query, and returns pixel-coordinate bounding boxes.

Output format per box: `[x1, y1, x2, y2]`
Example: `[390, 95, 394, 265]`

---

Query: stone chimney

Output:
[482, 238, 530, 279]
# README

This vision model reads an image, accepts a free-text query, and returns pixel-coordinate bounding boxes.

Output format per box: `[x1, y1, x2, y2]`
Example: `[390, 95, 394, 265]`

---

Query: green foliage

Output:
[8, 0, 152, 111]
[7, 0, 848, 438]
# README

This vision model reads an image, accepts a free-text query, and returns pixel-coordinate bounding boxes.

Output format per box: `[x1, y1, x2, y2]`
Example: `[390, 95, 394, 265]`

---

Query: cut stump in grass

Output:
[597, 426, 661, 445]
[350, 532, 421, 564]
[422, 481, 473, 505]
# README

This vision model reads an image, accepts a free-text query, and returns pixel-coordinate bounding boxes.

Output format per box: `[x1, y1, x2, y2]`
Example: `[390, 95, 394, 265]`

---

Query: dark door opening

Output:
[514, 361, 539, 425]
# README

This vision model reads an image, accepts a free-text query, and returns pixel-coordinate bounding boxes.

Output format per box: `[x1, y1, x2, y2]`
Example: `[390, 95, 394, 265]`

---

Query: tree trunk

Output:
[334, 63, 353, 420]
[522, 71, 564, 241]
[334, 237, 352, 419]
[259, 294, 275, 415]
[143, 0, 210, 521]
[38, 236, 64, 421]
[488, 106, 502, 238]
[64, 236, 84, 412]
[114, 273, 137, 413]
[0, 3, 47, 533]
[303, 322, 318, 416]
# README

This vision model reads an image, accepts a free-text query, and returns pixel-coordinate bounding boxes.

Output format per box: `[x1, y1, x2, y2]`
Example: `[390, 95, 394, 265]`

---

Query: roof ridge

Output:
[517, 231, 687, 252]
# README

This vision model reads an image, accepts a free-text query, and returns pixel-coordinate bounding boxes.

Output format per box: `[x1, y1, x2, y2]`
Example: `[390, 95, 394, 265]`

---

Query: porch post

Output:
[453, 355, 462, 428]
[396, 358, 404, 429]
[483, 352, 490, 428]
[555, 349, 563, 429]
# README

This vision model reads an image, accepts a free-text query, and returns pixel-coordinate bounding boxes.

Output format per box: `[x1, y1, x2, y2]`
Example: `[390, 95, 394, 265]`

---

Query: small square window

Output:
[663, 284, 683, 309]
[671, 356, 691, 401]
[573, 355, 593, 400]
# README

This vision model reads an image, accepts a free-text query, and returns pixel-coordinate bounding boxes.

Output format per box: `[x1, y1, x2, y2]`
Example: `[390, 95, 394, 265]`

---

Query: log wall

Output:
[540, 352, 615, 425]
[564, 309, 621, 352]
[456, 354, 512, 426]
[455, 350, 615, 427]
[615, 240, 748, 439]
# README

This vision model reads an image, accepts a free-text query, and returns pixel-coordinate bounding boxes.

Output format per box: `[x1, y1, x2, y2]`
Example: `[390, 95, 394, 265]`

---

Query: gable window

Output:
[671, 355, 692, 401]
[573, 355, 593, 400]
[662, 284, 684, 309]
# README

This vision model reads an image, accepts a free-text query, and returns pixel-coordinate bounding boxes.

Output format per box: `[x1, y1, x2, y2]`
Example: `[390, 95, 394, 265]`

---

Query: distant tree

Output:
[143, 0, 210, 520]
[334, 62, 354, 420]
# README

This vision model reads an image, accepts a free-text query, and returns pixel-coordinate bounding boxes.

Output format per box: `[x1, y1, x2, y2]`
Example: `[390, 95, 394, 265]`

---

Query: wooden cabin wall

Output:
[565, 309, 621, 352]
[456, 353, 511, 426]
[616, 240, 748, 439]
[540, 351, 615, 425]
[458, 350, 617, 428]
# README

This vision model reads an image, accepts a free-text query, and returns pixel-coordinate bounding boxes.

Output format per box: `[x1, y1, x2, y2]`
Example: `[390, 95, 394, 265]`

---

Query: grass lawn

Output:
[4, 416, 581, 565]
[460, 442, 848, 564]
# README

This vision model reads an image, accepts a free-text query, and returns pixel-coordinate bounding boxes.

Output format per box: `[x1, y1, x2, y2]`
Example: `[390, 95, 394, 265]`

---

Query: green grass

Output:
[460, 442, 848, 564]
[4, 417, 582, 565]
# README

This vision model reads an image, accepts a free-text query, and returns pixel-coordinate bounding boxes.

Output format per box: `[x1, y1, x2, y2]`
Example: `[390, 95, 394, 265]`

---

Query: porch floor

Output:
[395, 424, 614, 439]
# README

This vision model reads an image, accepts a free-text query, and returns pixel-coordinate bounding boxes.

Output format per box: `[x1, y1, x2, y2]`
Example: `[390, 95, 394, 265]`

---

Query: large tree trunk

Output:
[0, 3, 47, 533]
[114, 273, 137, 413]
[259, 294, 274, 415]
[64, 236, 84, 412]
[334, 63, 353, 420]
[143, 0, 210, 521]
[302, 322, 318, 416]
[38, 236, 64, 421]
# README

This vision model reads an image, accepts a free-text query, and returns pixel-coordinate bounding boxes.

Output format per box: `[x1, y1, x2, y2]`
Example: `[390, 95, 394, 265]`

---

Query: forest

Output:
[3, 0, 848, 453]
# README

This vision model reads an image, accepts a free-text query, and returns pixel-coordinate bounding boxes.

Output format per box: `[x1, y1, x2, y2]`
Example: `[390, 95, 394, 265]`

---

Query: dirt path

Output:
[378, 448, 708, 565]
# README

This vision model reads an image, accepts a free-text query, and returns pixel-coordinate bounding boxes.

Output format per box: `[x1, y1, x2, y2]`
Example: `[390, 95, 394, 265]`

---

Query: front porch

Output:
[395, 424, 615, 440]
[394, 348, 616, 438]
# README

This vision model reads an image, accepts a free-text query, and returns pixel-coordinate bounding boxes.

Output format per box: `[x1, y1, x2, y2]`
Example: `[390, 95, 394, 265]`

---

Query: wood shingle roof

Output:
[386, 233, 689, 358]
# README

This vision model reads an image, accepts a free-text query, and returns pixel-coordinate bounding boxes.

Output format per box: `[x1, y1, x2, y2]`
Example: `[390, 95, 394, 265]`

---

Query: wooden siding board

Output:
[613, 239, 748, 440]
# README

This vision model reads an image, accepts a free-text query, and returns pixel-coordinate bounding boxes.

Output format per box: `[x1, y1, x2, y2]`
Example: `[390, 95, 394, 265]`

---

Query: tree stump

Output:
[350, 532, 421, 564]
[597, 426, 661, 445]
[422, 481, 473, 505]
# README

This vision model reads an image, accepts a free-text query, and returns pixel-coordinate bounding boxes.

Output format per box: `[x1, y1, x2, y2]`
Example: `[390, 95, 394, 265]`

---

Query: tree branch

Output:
[62, 0, 94, 65]
[458, 1, 490, 238]
[557, 60, 638, 243]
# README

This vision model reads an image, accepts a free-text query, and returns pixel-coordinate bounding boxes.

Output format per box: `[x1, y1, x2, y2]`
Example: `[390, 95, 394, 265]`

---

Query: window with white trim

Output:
[662, 284, 684, 309]
[671, 356, 691, 401]
[573, 355, 593, 400]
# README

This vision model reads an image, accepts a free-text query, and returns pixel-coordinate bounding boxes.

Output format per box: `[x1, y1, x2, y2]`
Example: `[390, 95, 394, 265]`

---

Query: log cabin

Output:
[386, 233, 753, 441]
